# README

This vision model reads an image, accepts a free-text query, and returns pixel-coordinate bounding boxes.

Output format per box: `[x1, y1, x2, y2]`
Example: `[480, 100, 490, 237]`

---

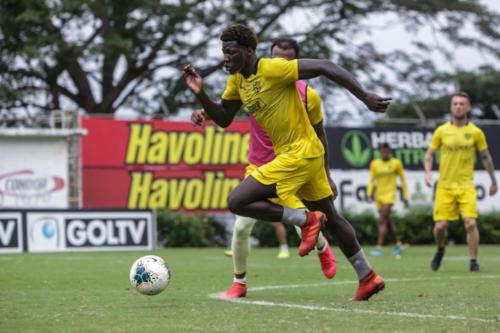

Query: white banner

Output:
[26, 210, 155, 252]
[331, 170, 500, 214]
[0, 138, 68, 208]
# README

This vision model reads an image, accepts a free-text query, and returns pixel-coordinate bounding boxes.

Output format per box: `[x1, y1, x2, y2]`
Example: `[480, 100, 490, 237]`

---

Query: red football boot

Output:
[351, 271, 385, 301]
[318, 244, 337, 279]
[220, 281, 247, 299]
[298, 211, 326, 257]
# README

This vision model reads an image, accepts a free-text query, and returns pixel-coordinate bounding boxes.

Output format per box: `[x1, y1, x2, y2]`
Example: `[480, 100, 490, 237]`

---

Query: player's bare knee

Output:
[464, 219, 477, 232]
[435, 225, 446, 233]
[434, 221, 447, 232]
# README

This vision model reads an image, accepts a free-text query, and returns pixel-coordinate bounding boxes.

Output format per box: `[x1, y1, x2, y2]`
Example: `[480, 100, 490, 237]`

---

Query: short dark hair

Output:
[452, 91, 471, 102]
[270, 38, 300, 58]
[220, 24, 258, 50]
[379, 143, 391, 149]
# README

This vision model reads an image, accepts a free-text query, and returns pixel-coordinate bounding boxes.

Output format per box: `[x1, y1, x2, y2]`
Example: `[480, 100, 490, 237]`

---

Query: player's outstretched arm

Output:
[366, 162, 376, 202]
[424, 147, 435, 187]
[397, 162, 410, 207]
[479, 149, 498, 196]
[297, 59, 391, 113]
[183, 65, 241, 128]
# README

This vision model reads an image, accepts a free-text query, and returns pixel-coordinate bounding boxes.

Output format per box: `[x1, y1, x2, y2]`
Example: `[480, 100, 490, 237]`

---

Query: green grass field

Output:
[1, 245, 500, 333]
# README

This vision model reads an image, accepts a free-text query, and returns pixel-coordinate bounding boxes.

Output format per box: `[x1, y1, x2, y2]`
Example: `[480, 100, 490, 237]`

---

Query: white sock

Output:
[232, 215, 257, 275]
[279, 244, 289, 253]
[316, 235, 328, 253]
[233, 276, 247, 284]
[316, 233, 327, 253]
[348, 249, 372, 280]
[282, 207, 307, 226]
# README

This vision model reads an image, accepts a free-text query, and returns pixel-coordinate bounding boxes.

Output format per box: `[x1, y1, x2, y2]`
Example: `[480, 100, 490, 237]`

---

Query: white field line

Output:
[446, 256, 500, 262]
[247, 275, 500, 291]
[208, 275, 500, 324]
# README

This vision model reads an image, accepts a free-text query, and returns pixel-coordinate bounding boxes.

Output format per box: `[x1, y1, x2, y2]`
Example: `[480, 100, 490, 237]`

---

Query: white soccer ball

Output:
[129, 255, 171, 295]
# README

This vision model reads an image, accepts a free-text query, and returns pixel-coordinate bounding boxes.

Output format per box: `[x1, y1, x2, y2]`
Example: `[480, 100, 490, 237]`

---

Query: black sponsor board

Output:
[0, 209, 155, 253]
[327, 125, 500, 170]
[0, 213, 23, 253]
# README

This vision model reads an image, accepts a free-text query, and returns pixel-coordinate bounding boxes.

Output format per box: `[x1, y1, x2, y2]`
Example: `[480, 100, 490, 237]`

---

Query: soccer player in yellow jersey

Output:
[367, 143, 409, 256]
[191, 38, 337, 299]
[183, 24, 391, 301]
[424, 92, 498, 272]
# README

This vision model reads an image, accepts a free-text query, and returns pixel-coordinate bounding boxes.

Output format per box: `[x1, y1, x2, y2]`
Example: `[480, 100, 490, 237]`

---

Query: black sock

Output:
[437, 247, 445, 254]
[470, 259, 477, 264]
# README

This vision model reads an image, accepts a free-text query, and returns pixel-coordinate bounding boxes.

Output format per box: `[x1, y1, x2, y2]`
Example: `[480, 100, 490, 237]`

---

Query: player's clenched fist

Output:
[191, 109, 208, 127]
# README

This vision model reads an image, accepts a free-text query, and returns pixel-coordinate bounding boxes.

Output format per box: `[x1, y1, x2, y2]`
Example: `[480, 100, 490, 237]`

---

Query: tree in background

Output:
[385, 66, 500, 121]
[0, 0, 499, 119]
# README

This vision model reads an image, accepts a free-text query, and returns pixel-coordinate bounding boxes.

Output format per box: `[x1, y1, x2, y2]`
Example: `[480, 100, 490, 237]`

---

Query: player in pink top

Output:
[192, 38, 337, 299]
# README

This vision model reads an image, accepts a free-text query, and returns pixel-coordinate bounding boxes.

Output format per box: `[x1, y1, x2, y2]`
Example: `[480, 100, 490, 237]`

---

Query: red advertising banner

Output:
[82, 117, 249, 213]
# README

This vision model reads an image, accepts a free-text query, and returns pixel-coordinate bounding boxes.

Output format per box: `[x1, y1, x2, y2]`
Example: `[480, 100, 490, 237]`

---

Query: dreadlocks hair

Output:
[220, 24, 258, 50]
[270, 38, 300, 58]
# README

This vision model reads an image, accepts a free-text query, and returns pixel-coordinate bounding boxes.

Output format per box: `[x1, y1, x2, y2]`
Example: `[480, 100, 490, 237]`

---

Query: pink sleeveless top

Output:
[247, 81, 308, 166]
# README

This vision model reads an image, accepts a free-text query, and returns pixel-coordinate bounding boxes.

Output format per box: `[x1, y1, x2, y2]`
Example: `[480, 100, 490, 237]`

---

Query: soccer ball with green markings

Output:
[130, 255, 171, 295]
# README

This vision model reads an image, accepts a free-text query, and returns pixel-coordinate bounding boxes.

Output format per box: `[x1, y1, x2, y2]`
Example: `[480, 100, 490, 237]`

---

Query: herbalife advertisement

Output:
[328, 126, 500, 170]
[327, 127, 500, 213]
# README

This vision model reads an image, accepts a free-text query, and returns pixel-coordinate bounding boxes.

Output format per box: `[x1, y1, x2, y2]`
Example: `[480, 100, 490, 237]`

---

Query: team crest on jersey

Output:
[464, 133, 472, 140]
[252, 81, 261, 93]
[246, 99, 265, 113]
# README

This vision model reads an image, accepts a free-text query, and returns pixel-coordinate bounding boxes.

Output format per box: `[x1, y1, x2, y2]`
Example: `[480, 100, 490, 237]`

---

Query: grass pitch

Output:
[1, 245, 499, 333]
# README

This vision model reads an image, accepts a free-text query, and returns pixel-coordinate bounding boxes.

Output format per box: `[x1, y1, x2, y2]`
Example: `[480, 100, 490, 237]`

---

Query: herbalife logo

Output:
[341, 130, 372, 167]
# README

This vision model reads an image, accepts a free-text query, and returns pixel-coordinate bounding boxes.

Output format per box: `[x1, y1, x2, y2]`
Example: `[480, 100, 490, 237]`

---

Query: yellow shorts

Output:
[245, 163, 305, 209]
[375, 192, 396, 210]
[249, 154, 332, 202]
[433, 186, 478, 222]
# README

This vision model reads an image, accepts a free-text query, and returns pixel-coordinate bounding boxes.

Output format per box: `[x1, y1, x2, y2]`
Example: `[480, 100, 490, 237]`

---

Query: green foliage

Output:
[343, 209, 380, 244]
[386, 95, 452, 120]
[157, 211, 228, 247]
[156, 208, 500, 247]
[252, 222, 300, 247]
[386, 66, 500, 120]
[457, 66, 500, 120]
[396, 207, 434, 244]
[344, 207, 500, 245]
[472, 211, 500, 244]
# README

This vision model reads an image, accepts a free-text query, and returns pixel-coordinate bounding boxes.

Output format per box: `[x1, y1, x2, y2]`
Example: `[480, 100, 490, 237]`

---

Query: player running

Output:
[192, 38, 337, 299]
[184, 24, 390, 300]
[367, 143, 409, 256]
[424, 92, 498, 272]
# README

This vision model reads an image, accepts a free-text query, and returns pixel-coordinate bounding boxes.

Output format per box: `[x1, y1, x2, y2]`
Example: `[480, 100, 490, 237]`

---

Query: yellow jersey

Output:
[430, 122, 488, 189]
[222, 58, 324, 158]
[367, 157, 409, 200]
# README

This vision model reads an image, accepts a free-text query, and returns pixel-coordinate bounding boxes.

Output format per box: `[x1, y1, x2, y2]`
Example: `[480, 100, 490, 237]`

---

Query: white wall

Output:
[0, 137, 69, 208]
